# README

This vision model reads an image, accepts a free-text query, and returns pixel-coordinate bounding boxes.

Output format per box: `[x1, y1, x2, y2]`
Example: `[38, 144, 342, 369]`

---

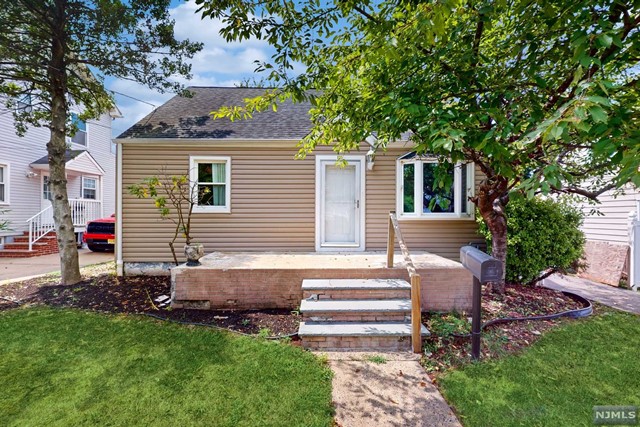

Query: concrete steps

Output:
[300, 299, 412, 322]
[298, 279, 428, 351]
[302, 278, 411, 300]
[299, 322, 429, 350]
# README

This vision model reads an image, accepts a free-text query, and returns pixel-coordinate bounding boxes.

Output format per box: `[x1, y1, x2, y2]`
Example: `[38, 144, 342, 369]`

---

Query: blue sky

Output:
[107, 1, 276, 138]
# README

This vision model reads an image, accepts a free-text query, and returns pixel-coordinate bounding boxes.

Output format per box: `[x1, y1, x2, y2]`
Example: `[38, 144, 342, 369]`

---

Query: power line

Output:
[108, 89, 156, 108]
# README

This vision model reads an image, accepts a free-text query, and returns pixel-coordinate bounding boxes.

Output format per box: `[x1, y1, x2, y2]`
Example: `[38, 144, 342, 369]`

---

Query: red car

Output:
[83, 214, 115, 252]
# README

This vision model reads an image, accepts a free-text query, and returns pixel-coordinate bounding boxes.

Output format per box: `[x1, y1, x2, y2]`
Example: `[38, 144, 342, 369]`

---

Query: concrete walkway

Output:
[543, 274, 640, 315]
[325, 352, 461, 427]
[0, 249, 114, 284]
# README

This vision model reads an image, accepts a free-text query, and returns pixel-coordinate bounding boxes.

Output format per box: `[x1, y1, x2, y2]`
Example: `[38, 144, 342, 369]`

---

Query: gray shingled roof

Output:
[31, 150, 86, 165]
[117, 87, 313, 140]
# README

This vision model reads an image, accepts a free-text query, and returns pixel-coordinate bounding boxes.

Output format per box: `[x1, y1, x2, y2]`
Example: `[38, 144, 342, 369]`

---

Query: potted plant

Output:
[129, 168, 205, 266]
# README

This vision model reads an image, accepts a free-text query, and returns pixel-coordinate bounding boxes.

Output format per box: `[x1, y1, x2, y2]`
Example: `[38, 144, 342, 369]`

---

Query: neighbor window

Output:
[189, 156, 231, 213]
[82, 177, 97, 200]
[0, 164, 8, 204]
[70, 112, 87, 146]
[397, 153, 474, 219]
[43, 176, 53, 201]
[16, 94, 32, 114]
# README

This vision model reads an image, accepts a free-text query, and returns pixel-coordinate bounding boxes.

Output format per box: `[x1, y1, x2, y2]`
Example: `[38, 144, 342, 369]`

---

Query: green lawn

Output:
[0, 307, 333, 427]
[439, 308, 640, 427]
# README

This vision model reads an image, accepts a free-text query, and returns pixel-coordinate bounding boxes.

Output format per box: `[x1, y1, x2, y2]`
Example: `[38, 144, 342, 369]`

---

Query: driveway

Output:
[0, 249, 114, 283]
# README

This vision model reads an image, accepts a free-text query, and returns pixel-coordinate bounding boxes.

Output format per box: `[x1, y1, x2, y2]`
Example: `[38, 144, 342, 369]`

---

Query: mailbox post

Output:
[460, 246, 504, 360]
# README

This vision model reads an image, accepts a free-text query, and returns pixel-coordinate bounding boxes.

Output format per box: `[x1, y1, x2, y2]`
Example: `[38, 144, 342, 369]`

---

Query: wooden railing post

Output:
[411, 274, 422, 353]
[388, 210, 422, 353]
[387, 211, 395, 268]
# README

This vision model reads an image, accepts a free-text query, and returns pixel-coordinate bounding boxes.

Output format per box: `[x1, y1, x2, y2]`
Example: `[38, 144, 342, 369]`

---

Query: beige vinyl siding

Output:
[368, 148, 482, 259]
[121, 143, 482, 262]
[580, 185, 639, 243]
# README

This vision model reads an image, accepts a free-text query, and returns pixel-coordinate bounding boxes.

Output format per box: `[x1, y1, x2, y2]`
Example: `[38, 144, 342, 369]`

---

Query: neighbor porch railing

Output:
[386, 210, 422, 353]
[26, 199, 102, 251]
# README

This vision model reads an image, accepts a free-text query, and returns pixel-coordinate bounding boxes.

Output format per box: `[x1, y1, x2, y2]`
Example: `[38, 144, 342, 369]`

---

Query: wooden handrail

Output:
[387, 211, 422, 353]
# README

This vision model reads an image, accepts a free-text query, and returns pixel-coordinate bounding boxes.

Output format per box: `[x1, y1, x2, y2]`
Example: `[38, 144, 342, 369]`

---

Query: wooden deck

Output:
[170, 251, 473, 312]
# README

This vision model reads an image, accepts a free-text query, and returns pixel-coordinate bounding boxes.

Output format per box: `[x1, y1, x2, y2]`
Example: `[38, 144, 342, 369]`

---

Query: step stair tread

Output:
[298, 321, 430, 337]
[302, 278, 410, 291]
[300, 299, 412, 313]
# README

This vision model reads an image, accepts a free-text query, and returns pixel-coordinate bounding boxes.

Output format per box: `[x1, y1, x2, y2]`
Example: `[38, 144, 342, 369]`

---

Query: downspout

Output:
[115, 140, 124, 276]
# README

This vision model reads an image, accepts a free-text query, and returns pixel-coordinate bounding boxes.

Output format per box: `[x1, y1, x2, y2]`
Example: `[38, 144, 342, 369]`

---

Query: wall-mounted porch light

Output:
[366, 148, 376, 170]
[365, 133, 378, 170]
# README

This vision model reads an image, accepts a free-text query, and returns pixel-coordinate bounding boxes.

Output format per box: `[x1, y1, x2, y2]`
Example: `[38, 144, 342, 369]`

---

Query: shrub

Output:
[478, 196, 585, 285]
[0, 209, 9, 231]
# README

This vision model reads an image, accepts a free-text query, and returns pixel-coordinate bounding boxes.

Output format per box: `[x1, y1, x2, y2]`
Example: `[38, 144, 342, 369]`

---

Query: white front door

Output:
[41, 174, 54, 225]
[316, 156, 365, 251]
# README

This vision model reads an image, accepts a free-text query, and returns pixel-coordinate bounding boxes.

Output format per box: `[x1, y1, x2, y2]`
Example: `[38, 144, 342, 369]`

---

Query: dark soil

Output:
[422, 283, 587, 378]
[1, 264, 587, 351]
[0, 264, 300, 337]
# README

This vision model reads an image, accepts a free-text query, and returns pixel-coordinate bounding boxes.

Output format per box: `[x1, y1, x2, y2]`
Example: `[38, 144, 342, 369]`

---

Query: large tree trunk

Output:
[48, 0, 81, 285]
[475, 177, 509, 294]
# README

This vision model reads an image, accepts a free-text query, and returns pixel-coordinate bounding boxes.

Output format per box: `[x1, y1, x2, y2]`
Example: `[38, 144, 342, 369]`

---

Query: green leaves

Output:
[0, 1, 201, 133]
[199, 0, 637, 209]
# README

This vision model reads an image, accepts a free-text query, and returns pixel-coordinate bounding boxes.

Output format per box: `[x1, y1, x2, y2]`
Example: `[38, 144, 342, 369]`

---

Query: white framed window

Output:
[397, 153, 474, 219]
[70, 112, 87, 146]
[189, 156, 231, 213]
[82, 176, 97, 200]
[0, 163, 9, 204]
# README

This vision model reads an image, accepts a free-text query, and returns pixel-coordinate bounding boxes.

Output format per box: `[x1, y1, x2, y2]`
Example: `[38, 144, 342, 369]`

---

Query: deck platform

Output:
[170, 251, 473, 312]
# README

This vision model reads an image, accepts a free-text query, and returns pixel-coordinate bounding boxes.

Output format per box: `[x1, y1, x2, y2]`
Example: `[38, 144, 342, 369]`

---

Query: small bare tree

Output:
[129, 169, 204, 265]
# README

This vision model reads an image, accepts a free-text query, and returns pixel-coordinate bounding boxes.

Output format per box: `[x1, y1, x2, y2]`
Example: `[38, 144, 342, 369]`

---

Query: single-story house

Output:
[114, 87, 484, 316]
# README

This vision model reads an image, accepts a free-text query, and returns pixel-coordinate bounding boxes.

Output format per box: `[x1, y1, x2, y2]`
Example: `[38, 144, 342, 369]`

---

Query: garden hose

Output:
[450, 291, 592, 339]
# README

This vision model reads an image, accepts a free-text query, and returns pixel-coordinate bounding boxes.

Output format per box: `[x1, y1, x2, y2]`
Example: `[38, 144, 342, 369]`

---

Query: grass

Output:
[0, 307, 333, 427]
[364, 355, 387, 364]
[439, 308, 640, 427]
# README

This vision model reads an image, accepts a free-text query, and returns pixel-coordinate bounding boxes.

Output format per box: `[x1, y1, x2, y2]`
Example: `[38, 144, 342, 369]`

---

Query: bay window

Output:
[397, 153, 474, 219]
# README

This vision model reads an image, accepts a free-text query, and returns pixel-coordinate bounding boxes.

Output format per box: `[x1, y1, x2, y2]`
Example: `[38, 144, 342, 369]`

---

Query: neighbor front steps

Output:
[0, 232, 58, 258]
[298, 279, 429, 351]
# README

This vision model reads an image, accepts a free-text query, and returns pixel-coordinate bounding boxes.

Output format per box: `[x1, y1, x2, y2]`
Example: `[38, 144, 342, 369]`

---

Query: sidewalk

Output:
[0, 249, 114, 283]
[325, 352, 461, 427]
[543, 274, 640, 315]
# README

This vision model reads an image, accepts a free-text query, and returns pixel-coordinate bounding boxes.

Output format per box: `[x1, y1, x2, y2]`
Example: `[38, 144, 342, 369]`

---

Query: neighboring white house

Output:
[0, 99, 120, 256]
[577, 184, 640, 288]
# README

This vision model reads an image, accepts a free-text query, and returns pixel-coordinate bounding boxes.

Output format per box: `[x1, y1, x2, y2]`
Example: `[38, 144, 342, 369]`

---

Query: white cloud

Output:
[109, 0, 273, 137]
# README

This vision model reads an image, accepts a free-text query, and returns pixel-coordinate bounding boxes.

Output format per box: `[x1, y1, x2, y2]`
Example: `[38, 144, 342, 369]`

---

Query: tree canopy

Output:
[0, 0, 201, 284]
[198, 0, 639, 291]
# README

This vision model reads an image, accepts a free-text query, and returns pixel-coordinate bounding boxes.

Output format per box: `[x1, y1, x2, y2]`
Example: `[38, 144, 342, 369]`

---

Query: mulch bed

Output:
[422, 283, 587, 378]
[0, 264, 299, 337]
[1, 264, 587, 353]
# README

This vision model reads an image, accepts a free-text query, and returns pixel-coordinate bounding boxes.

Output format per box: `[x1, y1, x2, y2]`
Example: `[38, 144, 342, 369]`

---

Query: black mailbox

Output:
[460, 246, 503, 283]
[459, 245, 504, 361]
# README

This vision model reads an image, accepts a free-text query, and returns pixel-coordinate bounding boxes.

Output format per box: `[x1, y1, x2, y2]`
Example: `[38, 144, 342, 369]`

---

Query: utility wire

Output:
[108, 89, 156, 108]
